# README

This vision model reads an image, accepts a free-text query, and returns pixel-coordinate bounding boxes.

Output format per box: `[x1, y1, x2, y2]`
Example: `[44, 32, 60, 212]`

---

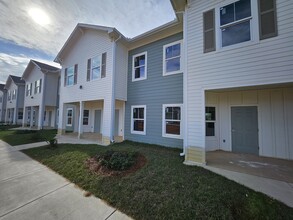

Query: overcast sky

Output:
[0, 0, 175, 84]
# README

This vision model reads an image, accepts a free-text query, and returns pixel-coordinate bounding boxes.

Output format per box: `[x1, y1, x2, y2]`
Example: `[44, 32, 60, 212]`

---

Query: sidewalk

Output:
[0, 140, 132, 220]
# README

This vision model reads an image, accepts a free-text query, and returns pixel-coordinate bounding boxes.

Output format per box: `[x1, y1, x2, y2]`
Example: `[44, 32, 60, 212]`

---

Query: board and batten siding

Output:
[185, 0, 293, 151]
[206, 87, 293, 160]
[125, 32, 183, 148]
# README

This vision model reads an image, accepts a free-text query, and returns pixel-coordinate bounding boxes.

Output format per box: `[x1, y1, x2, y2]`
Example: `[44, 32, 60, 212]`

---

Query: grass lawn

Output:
[0, 128, 57, 146]
[22, 141, 293, 219]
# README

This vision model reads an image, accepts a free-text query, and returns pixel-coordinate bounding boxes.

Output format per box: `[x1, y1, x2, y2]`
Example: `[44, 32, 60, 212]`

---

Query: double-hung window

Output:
[87, 53, 106, 81]
[162, 104, 182, 138]
[66, 66, 74, 86]
[163, 41, 182, 76]
[132, 52, 147, 81]
[83, 110, 89, 125]
[26, 83, 32, 96]
[131, 105, 146, 135]
[220, 0, 252, 47]
[34, 79, 42, 94]
[206, 107, 216, 136]
[66, 108, 73, 126]
[7, 91, 11, 101]
[12, 90, 16, 100]
[91, 56, 101, 80]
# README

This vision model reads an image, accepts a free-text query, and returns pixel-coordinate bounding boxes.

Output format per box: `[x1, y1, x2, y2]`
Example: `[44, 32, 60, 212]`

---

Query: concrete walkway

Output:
[0, 140, 132, 220]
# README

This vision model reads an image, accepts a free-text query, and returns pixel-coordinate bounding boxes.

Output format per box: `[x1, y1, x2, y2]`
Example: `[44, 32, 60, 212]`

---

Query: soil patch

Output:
[85, 153, 147, 177]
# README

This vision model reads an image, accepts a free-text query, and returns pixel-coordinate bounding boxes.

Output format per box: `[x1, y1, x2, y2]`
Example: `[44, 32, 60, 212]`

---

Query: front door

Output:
[94, 110, 101, 133]
[48, 111, 52, 127]
[231, 106, 259, 155]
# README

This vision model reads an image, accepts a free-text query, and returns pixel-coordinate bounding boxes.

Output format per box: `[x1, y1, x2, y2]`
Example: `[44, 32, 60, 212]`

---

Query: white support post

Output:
[78, 101, 84, 139]
[30, 106, 34, 128]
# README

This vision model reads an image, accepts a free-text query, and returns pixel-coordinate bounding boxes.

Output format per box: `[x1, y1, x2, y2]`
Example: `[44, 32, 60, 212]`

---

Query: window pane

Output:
[235, 0, 251, 20]
[166, 44, 180, 59]
[67, 66, 74, 76]
[166, 121, 180, 135]
[205, 107, 215, 120]
[134, 55, 145, 67]
[67, 75, 74, 85]
[166, 57, 180, 73]
[83, 118, 88, 125]
[92, 67, 101, 79]
[135, 66, 145, 79]
[220, 3, 234, 25]
[92, 56, 101, 68]
[134, 120, 144, 131]
[138, 108, 144, 119]
[67, 118, 72, 125]
[133, 108, 138, 119]
[83, 110, 89, 117]
[222, 20, 251, 47]
[67, 110, 72, 117]
[206, 122, 215, 136]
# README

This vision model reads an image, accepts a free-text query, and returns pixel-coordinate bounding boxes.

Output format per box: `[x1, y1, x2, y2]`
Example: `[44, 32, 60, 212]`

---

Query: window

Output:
[83, 110, 89, 125]
[220, 0, 252, 47]
[131, 105, 146, 135]
[12, 90, 16, 100]
[7, 91, 11, 101]
[132, 52, 147, 81]
[0, 96, 2, 103]
[91, 56, 101, 80]
[65, 65, 78, 86]
[18, 109, 23, 120]
[162, 104, 182, 138]
[87, 53, 107, 81]
[66, 108, 73, 126]
[26, 83, 32, 96]
[206, 107, 216, 136]
[34, 79, 42, 94]
[163, 41, 182, 75]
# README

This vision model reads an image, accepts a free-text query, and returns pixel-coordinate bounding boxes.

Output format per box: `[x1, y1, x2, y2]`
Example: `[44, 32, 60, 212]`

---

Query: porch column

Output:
[38, 104, 45, 129]
[4, 108, 8, 124]
[13, 108, 17, 125]
[78, 101, 84, 139]
[22, 107, 26, 127]
[57, 103, 65, 135]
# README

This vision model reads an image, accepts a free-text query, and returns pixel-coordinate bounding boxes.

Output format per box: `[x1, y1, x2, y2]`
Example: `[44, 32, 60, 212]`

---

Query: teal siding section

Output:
[125, 32, 183, 148]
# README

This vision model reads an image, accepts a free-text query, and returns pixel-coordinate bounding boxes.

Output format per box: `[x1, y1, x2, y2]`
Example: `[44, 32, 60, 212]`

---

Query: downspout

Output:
[39, 70, 47, 129]
[110, 34, 122, 143]
[177, 10, 188, 156]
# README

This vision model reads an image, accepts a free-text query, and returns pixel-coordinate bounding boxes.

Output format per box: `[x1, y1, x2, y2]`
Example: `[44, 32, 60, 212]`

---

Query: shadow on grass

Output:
[22, 141, 293, 220]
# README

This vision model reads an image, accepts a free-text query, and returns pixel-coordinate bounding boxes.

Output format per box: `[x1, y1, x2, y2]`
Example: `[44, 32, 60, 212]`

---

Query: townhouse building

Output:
[4, 75, 25, 124]
[0, 84, 7, 122]
[171, 0, 293, 163]
[21, 60, 60, 129]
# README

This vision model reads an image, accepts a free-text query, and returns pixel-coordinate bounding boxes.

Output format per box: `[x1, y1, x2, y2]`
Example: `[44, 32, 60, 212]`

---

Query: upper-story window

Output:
[220, 0, 252, 47]
[163, 41, 182, 76]
[26, 83, 32, 96]
[132, 52, 147, 81]
[87, 53, 107, 81]
[7, 91, 11, 101]
[34, 79, 42, 94]
[64, 64, 78, 86]
[12, 89, 16, 100]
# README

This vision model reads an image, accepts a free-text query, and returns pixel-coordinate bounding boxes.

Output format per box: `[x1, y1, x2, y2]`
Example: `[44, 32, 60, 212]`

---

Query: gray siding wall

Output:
[125, 32, 183, 148]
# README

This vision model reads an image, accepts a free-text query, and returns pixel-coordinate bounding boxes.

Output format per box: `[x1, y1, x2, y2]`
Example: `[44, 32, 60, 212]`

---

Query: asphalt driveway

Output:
[0, 140, 131, 220]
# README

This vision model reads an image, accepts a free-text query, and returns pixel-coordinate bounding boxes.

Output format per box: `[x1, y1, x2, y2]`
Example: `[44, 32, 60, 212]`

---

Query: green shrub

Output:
[15, 130, 37, 134]
[99, 150, 137, 171]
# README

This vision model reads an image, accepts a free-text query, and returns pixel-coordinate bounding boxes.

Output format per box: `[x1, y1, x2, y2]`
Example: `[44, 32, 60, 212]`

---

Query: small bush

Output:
[99, 150, 137, 171]
[47, 138, 58, 148]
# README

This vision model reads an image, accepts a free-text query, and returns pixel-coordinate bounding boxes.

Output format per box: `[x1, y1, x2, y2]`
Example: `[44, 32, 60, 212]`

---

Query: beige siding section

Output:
[115, 43, 128, 101]
[205, 87, 293, 160]
[186, 0, 293, 150]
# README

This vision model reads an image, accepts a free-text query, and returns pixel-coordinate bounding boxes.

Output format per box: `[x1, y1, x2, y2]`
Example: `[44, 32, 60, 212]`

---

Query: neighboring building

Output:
[171, 0, 293, 162]
[0, 84, 7, 122]
[125, 26, 184, 147]
[21, 60, 60, 129]
[54, 24, 128, 145]
[4, 75, 25, 124]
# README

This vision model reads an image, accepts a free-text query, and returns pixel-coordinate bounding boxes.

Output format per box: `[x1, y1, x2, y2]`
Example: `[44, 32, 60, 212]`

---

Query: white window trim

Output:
[163, 40, 183, 76]
[91, 55, 102, 81]
[132, 52, 147, 82]
[131, 105, 146, 135]
[215, 0, 259, 51]
[205, 106, 216, 137]
[162, 104, 183, 139]
[66, 108, 73, 127]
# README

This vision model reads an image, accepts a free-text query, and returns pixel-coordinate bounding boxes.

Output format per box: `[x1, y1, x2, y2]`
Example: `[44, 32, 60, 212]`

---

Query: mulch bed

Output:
[85, 153, 147, 177]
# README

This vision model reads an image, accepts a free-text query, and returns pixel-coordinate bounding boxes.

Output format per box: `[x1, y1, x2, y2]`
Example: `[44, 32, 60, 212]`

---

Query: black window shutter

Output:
[74, 64, 78, 85]
[203, 9, 215, 53]
[258, 0, 278, 40]
[39, 79, 42, 93]
[87, 59, 91, 81]
[101, 53, 107, 78]
[64, 68, 67, 86]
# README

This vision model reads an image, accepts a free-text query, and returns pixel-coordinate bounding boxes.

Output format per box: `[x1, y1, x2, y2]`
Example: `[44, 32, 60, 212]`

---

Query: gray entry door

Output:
[231, 106, 259, 155]
[114, 110, 119, 136]
[48, 111, 52, 127]
[94, 110, 101, 133]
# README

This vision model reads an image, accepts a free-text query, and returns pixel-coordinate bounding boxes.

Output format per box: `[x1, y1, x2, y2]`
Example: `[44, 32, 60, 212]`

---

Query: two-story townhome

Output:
[171, 0, 293, 163]
[21, 60, 60, 129]
[0, 84, 7, 122]
[55, 24, 128, 145]
[124, 20, 184, 148]
[4, 75, 25, 124]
